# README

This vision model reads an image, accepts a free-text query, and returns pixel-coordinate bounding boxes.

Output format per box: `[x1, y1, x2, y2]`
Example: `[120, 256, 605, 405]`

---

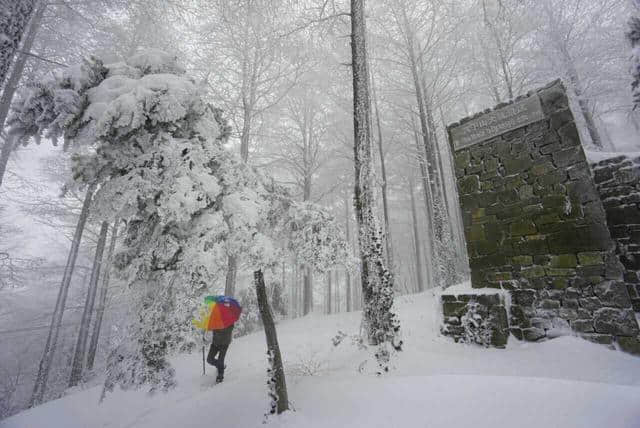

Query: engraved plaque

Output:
[450, 95, 545, 151]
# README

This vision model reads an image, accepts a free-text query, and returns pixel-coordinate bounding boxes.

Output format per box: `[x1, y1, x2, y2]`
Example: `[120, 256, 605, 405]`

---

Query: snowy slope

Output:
[3, 290, 640, 428]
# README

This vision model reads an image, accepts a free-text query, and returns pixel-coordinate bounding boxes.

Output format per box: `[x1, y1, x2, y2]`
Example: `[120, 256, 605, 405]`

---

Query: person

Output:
[207, 323, 234, 383]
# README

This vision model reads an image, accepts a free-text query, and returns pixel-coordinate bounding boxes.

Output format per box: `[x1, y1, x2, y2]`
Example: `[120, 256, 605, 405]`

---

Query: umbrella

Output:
[193, 295, 242, 331]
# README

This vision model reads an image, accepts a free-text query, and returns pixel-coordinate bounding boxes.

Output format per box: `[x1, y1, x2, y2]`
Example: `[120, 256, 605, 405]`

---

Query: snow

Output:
[3, 289, 640, 428]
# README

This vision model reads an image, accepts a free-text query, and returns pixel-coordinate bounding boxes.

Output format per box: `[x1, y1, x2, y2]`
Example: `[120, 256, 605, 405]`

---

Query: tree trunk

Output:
[0, 0, 38, 92]
[86, 219, 119, 371]
[408, 176, 425, 292]
[30, 183, 95, 406]
[344, 195, 352, 312]
[224, 255, 237, 296]
[411, 120, 436, 289]
[254, 269, 289, 414]
[350, 0, 399, 353]
[302, 267, 313, 315]
[0, 137, 17, 190]
[371, 76, 394, 273]
[326, 271, 332, 314]
[0, 1, 44, 189]
[69, 220, 109, 387]
[334, 270, 340, 313]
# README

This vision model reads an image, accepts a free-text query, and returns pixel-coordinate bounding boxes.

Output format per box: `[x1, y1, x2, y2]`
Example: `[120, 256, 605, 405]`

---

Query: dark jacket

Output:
[212, 324, 234, 347]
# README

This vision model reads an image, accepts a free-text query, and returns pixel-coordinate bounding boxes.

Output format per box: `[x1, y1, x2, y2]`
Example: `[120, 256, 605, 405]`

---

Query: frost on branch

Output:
[9, 49, 351, 395]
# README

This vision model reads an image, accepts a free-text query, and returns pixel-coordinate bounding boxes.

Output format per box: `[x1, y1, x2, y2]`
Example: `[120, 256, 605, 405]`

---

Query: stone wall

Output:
[591, 155, 640, 313]
[441, 293, 509, 348]
[447, 80, 640, 353]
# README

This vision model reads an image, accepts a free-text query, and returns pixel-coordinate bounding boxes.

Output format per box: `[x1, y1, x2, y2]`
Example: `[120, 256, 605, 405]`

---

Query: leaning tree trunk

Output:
[30, 184, 95, 406]
[0, 0, 38, 92]
[86, 219, 119, 371]
[69, 220, 109, 387]
[0, 0, 44, 189]
[254, 270, 289, 414]
[350, 0, 400, 357]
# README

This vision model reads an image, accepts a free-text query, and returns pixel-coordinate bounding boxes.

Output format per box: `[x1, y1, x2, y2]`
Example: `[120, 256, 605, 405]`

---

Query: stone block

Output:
[513, 236, 549, 255]
[503, 155, 533, 175]
[540, 299, 561, 309]
[579, 297, 603, 312]
[551, 278, 570, 289]
[511, 328, 524, 340]
[455, 151, 471, 170]
[563, 298, 578, 309]
[443, 302, 468, 317]
[512, 255, 533, 266]
[521, 266, 546, 279]
[593, 308, 640, 336]
[593, 281, 632, 308]
[545, 268, 576, 277]
[467, 224, 485, 241]
[580, 333, 614, 345]
[557, 122, 581, 147]
[511, 289, 536, 306]
[459, 175, 480, 194]
[523, 327, 546, 341]
[510, 220, 537, 236]
[530, 161, 555, 177]
[578, 252, 603, 266]
[617, 337, 640, 356]
[571, 319, 594, 333]
[553, 146, 584, 168]
[539, 81, 568, 113]
[550, 254, 578, 268]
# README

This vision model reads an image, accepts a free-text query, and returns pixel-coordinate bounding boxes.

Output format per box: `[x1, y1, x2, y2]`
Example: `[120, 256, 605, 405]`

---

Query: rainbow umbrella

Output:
[193, 295, 242, 331]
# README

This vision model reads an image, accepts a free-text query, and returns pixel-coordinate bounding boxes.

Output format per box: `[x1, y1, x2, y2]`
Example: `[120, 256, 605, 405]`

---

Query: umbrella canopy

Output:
[193, 295, 242, 331]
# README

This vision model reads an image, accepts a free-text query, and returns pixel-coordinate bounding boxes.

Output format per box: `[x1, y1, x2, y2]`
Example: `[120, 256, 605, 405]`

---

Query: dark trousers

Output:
[207, 342, 228, 373]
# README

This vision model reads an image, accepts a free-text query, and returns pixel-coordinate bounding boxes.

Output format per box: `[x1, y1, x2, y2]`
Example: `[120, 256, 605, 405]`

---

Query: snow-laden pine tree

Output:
[629, 2, 640, 109]
[0, 0, 37, 91]
[9, 50, 351, 410]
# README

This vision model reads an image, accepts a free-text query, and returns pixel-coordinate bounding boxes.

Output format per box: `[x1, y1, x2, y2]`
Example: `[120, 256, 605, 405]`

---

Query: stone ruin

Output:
[441, 80, 640, 355]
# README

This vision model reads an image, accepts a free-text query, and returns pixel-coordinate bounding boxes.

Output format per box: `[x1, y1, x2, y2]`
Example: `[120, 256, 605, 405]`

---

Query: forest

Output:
[1, 1, 640, 427]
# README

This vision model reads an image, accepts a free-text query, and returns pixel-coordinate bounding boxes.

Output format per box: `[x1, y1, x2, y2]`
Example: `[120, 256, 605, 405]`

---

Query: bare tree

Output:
[30, 184, 95, 406]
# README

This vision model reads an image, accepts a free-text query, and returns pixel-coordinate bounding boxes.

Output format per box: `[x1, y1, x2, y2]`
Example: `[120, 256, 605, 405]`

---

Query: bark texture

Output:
[69, 221, 109, 386]
[254, 269, 289, 414]
[350, 0, 401, 360]
[87, 220, 119, 371]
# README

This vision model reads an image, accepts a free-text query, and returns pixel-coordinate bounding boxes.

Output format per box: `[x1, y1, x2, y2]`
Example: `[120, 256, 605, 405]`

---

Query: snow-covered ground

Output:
[3, 289, 640, 428]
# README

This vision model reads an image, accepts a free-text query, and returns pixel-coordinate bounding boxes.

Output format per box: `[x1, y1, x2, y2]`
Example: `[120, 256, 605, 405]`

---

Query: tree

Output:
[68, 221, 108, 386]
[526, 0, 626, 149]
[0, 0, 45, 189]
[10, 50, 350, 413]
[0, 0, 38, 92]
[86, 219, 120, 371]
[350, 0, 401, 370]
[29, 184, 96, 406]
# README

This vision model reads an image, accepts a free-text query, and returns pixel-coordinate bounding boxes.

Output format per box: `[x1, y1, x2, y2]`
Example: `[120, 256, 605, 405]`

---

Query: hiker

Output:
[207, 323, 234, 382]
